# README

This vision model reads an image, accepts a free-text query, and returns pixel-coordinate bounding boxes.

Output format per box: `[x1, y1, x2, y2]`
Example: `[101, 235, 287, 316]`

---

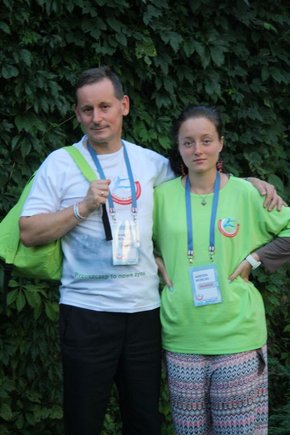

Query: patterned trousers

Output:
[165, 346, 268, 434]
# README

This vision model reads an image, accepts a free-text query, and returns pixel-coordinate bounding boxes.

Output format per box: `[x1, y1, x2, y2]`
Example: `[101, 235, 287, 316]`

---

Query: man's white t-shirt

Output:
[21, 137, 174, 313]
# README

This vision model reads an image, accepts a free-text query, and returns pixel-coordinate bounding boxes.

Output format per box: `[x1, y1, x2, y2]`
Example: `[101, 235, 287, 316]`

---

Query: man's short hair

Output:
[75, 66, 124, 102]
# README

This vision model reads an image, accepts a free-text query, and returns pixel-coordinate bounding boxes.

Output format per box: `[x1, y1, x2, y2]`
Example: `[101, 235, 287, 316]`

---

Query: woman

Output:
[153, 105, 290, 434]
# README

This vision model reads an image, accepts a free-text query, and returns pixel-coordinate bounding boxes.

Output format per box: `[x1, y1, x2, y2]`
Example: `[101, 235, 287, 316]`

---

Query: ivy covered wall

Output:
[0, 0, 290, 433]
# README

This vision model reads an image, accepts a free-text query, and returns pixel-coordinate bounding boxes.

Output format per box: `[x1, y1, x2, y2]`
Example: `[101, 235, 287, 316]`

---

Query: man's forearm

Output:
[256, 237, 290, 272]
[19, 206, 82, 246]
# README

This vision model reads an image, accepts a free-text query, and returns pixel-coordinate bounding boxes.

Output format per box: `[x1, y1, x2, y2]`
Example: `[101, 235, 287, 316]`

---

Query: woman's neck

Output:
[187, 170, 218, 194]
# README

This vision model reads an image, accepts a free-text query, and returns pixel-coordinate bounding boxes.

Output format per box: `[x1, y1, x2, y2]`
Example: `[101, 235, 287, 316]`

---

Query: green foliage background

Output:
[0, 0, 290, 433]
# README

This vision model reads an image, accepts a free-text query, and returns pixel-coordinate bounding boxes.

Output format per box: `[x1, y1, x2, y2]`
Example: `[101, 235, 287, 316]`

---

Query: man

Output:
[19, 66, 283, 435]
[20, 66, 173, 435]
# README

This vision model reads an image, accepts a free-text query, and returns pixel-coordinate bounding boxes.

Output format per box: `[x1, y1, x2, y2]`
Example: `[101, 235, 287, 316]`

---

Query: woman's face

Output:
[178, 116, 223, 175]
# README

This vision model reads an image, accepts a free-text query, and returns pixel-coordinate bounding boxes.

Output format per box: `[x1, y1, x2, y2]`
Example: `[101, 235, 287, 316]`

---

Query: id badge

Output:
[112, 220, 140, 265]
[189, 264, 222, 307]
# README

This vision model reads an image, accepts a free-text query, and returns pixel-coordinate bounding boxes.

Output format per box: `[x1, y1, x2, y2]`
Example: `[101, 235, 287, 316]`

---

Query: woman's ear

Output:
[219, 136, 224, 152]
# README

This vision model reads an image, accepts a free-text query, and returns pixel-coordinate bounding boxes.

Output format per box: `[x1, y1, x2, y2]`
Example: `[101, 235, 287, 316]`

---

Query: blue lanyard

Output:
[87, 140, 137, 220]
[185, 171, 220, 263]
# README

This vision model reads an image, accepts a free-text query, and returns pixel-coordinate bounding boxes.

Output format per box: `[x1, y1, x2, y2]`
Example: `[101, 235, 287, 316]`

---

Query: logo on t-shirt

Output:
[111, 176, 141, 205]
[218, 217, 240, 237]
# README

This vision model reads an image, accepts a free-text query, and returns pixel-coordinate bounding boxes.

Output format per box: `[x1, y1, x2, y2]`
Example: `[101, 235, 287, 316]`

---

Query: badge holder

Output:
[112, 220, 140, 265]
[189, 264, 222, 307]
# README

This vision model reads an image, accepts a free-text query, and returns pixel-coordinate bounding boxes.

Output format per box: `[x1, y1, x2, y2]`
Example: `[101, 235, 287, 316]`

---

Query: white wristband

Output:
[245, 254, 261, 270]
[73, 203, 86, 222]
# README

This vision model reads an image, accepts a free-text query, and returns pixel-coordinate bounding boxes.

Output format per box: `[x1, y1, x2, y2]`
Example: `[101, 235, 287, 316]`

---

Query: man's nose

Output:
[92, 109, 102, 123]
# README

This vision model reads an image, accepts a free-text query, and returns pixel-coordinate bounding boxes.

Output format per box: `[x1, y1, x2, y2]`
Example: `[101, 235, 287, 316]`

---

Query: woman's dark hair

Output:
[75, 66, 124, 103]
[169, 105, 223, 176]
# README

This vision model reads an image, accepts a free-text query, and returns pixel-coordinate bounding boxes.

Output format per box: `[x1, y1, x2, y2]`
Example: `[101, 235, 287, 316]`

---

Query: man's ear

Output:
[74, 105, 81, 122]
[121, 95, 130, 117]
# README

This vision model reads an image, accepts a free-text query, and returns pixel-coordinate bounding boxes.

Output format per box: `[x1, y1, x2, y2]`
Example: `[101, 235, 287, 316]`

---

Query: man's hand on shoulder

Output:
[246, 177, 287, 211]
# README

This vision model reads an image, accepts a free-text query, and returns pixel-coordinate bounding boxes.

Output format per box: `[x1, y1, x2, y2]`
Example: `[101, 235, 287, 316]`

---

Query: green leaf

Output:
[2, 64, 19, 79]
[267, 174, 284, 193]
[7, 279, 20, 288]
[107, 17, 122, 32]
[45, 302, 59, 321]
[209, 46, 225, 66]
[16, 290, 26, 312]
[270, 67, 287, 84]
[193, 41, 205, 58]
[0, 21, 11, 34]
[204, 77, 221, 97]
[25, 290, 42, 309]
[263, 22, 278, 32]
[14, 114, 46, 133]
[261, 66, 269, 81]
[50, 405, 63, 419]
[154, 54, 171, 75]
[161, 31, 183, 53]
[19, 49, 32, 66]
[6, 289, 18, 305]
[135, 36, 157, 60]
[183, 39, 195, 56]
[0, 403, 13, 421]
[158, 135, 170, 149]
[115, 32, 127, 46]
[163, 77, 175, 94]
[143, 5, 162, 25]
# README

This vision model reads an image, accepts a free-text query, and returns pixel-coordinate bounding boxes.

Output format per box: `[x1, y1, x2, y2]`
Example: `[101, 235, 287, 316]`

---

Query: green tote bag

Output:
[0, 146, 97, 282]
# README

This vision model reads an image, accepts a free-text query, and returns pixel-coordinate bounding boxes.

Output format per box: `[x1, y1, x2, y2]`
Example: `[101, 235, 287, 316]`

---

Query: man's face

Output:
[75, 78, 129, 153]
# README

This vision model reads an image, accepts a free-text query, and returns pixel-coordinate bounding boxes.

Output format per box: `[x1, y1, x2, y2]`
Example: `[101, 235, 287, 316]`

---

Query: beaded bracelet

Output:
[73, 203, 86, 222]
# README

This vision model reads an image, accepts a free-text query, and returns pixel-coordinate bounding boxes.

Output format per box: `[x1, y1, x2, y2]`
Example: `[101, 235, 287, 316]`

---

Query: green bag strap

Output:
[63, 146, 112, 241]
[63, 146, 97, 182]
